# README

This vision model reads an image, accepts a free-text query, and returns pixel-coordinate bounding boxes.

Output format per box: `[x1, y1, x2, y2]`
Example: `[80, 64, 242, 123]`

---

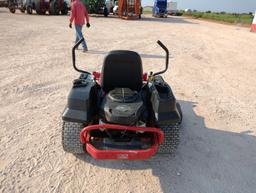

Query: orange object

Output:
[118, 0, 141, 19]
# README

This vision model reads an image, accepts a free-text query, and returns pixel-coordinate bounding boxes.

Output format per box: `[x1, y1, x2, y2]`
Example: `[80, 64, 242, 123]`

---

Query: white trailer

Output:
[167, 1, 177, 15]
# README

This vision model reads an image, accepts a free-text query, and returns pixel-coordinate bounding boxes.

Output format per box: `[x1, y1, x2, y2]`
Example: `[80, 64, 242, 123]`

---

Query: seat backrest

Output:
[101, 50, 143, 92]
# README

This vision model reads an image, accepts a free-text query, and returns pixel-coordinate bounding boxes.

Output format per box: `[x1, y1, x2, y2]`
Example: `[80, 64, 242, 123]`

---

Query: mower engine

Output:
[100, 88, 145, 126]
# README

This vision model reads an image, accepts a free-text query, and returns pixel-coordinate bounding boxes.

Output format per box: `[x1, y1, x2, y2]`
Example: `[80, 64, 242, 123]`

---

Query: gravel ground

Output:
[0, 8, 256, 193]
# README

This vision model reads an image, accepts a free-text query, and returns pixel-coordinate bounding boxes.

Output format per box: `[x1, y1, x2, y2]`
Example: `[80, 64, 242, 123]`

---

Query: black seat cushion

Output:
[101, 50, 143, 92]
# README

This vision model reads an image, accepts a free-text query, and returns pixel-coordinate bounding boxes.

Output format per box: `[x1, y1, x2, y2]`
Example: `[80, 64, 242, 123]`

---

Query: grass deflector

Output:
[62, 38, 183, 160]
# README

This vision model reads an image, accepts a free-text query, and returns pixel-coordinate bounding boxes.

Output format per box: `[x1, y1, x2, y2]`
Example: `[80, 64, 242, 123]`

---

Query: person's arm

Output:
[70, 3, 76, 24]
[84, 6, 89, 24]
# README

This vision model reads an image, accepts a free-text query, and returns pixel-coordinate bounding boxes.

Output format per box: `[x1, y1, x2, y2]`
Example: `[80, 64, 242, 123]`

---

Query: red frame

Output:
[80, 124, 164, 160]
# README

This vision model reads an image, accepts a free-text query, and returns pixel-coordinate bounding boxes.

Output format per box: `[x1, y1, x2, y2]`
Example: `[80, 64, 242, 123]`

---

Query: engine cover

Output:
[101, 88, 145, 125]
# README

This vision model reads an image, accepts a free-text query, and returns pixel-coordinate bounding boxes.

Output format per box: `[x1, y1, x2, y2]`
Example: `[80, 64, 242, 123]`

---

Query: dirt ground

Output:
[0, 8, 256, 193]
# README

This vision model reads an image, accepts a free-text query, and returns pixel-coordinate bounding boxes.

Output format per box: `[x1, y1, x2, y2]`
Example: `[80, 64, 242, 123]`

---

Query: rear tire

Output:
[62, 121, 85, 154]
[158, 124, 180, 154]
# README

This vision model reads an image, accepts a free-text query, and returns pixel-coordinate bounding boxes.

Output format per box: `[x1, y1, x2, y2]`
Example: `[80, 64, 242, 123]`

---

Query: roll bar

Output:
[72, 38, 91, 74]
[153, 40, 169, 76]
[72, 38, 169, 76]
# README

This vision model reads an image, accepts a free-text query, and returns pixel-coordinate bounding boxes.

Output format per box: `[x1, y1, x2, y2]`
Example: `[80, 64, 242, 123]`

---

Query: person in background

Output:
[69, 0, 90, 52]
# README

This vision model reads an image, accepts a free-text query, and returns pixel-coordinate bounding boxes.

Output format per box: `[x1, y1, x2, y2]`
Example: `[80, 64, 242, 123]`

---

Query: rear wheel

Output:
[62, 121, 85, 154]
[158, 124, 180, 154]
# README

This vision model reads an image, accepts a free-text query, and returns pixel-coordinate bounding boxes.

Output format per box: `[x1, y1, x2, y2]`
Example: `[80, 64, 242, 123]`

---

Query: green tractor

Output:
[81, 0, 109, 17]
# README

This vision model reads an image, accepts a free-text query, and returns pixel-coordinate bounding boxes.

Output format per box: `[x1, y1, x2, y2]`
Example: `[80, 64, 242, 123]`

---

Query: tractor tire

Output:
[20, 8, 25, 13]
[35, 0, 42, 14]
[103, 7, 108, 17]
[49, 0, 59, 15]
[62, 121, 85, 154]
[158, 124, 180, 154]
[8, 0, 16, 13]
[9, 7, 16, 13]
[26, 6, 32, 14]
[61, 2, 68, 15]
[60, 2, 68, 15]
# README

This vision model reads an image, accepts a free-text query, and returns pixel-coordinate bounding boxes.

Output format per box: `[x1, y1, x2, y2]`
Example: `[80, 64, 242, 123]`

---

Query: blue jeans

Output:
[75, 24, 87, 49]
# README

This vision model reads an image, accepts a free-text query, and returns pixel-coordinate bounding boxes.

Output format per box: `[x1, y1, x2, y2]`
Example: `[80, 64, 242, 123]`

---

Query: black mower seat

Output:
[101, 50, 143, 93]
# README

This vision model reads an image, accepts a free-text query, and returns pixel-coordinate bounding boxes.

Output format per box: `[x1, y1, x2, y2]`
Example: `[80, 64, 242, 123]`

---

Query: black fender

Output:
[62, 75, 98, 123]
[150, 75, 182, 125]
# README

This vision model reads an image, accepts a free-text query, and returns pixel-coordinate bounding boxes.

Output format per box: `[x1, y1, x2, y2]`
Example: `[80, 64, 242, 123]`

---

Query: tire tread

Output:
[62, 121, 85, 154]
[158, 123, 180, 154]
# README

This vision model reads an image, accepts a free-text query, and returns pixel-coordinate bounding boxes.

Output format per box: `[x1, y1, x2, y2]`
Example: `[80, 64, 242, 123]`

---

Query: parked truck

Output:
[152, 0, 167, 18]
[167, 1, 177, 15]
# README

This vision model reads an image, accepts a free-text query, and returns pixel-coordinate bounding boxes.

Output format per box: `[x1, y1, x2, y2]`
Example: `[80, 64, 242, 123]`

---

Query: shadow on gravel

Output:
[141, 16, 197, 24]
[89, 14, 197, 25]
[76, 100, 256, 193]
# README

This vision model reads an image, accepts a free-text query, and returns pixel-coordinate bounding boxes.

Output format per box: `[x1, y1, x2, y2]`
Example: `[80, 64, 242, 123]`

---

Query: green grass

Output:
[183, 12, 253, 25]
[142, 7, 253, 25]
[143, 6, 152, 14]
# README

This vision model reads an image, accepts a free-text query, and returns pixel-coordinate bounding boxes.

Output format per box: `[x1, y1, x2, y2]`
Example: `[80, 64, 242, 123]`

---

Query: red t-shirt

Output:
[70, 0, 89, 25]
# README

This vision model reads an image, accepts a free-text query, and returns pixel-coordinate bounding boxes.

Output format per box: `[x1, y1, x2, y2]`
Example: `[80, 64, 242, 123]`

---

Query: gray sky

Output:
[143, 0, 256, 13]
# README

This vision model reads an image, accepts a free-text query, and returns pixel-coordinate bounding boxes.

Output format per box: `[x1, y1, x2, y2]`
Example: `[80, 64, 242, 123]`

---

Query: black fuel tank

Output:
[100, 88, 145, 125]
